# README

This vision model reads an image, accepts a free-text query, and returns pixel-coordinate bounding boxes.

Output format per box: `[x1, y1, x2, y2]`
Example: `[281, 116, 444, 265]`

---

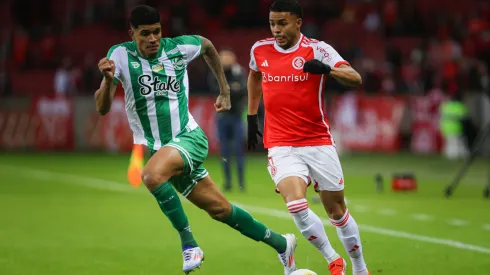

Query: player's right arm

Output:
[247, 42, 263, 116]
[247, 70, 263, 115]
[94, 57, 117, 115]
[246, 44, 264, 150]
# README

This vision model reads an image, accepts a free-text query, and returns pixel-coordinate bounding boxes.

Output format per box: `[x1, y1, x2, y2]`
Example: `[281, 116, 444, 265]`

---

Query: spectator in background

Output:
[54, 57, 77, 97]
[364, 8, 380, 33]
[208, 48, 247, 192]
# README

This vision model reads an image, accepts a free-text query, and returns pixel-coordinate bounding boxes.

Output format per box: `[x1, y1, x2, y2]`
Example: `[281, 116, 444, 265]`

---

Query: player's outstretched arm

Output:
[329, 64, 362, 87]
[247, 70, 263, 115]
[94, 57, 117, 115]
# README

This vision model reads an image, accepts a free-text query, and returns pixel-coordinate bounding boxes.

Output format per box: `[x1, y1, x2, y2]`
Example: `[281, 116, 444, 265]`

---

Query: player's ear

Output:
[128, 28, 135, 41]
[296, 18, 302, 30]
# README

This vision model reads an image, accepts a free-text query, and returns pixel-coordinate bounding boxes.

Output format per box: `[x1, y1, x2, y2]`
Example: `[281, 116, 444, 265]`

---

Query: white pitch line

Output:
[378, 209, 397, 216]
[2, 165, 490, 255]
[351, 205, 369, 213]
[447, 219, 469, 227]
[0, 165, 140, 194]
[483, 225, 490, 231]
[411, 213, 434, 221]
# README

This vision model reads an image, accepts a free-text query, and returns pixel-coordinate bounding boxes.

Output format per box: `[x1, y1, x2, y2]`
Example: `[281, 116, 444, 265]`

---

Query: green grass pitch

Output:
[0, 152, 489, 275]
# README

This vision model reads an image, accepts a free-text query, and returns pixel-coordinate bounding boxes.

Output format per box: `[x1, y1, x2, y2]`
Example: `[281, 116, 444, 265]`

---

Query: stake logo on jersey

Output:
[138, 75, 180, 96]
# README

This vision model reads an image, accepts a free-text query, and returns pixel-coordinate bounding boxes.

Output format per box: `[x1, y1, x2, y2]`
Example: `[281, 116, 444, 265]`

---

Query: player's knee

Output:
[141, 169, 167, 190]
[330, 209, 346, 221]
[325, 203, 346, 220]
[206, 201, 232, 221]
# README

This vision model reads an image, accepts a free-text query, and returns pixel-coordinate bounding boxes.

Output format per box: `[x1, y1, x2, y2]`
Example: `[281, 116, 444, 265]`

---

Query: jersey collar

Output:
[274, 33, 304, 54]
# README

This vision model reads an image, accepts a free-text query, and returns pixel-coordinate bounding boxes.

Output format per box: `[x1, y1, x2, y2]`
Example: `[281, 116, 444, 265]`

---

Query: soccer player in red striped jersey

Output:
[247, 1, 369, 274]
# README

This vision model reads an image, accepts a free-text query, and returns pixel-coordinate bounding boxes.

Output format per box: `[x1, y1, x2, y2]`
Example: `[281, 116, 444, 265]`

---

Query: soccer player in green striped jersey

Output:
[95, 5, 297, 275]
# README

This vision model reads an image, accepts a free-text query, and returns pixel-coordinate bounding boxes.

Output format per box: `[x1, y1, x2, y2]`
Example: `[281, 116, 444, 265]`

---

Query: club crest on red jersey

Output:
[292, 56, 306, 70]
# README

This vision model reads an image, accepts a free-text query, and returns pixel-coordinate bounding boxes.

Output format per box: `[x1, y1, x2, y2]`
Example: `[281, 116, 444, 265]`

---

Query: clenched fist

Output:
[214, 93, 231, 112]
[98, 57, 115, 80]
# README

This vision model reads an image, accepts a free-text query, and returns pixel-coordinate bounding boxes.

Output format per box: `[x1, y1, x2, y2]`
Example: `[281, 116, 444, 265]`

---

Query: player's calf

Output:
[320, 190, 368, 274]
[186, 176, 232, 221]
[143, 148, 200, 251]
[277, 176, 340, 265]
[287, 198, 340, 264]
[188, 176, 290, 254]
[196, 193, 232, 221]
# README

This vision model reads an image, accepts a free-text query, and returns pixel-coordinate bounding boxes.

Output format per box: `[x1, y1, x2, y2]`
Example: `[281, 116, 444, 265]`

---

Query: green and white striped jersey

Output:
[107, 35, 203, 151]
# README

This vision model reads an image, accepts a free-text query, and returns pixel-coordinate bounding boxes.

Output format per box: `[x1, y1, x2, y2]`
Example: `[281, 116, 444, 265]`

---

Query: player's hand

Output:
[303, 59, 331, 75]
[247, 114, 263, 151]
[98, 57, 115, 80]
[214, 93, 231, 112]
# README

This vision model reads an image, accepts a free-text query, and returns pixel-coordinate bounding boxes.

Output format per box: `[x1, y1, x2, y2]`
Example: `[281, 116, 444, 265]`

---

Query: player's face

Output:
[130, 23, 162, 58]
[269, 12, 302, 49]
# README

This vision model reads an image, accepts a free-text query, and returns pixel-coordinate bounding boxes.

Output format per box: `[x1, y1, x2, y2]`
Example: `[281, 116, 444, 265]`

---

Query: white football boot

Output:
[182, 247, 204, 274]
[278, 234, 297, 275]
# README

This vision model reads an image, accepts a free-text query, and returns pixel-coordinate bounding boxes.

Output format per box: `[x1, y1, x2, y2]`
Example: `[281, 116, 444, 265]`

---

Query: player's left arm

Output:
[200, 37, 230, 94]
[329, 64, 362, 87]
[304, 42, 362, 87]
[199, 36, 231, 111]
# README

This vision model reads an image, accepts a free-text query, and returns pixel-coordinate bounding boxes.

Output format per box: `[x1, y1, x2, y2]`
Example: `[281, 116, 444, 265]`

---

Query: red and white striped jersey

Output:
[249, 33, 350, 148]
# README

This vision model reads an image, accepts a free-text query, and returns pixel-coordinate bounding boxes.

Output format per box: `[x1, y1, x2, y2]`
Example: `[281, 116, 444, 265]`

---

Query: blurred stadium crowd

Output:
[1, 0, 489, 98]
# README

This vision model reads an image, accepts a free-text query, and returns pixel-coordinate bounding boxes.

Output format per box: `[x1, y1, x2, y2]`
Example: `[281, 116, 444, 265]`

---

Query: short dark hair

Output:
[269, 0, 303, 18]
[130, 5, 160, 28]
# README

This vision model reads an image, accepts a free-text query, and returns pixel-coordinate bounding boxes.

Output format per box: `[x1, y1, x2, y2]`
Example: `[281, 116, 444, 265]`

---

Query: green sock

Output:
[222, 204, 287, 253]
[151, 183, 198, 249]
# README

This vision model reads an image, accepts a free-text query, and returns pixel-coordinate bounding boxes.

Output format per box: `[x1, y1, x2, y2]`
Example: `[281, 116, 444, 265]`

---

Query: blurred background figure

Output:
[208, 48, 247, 192]
[54, 56, 77, 98]
[439, 92, 470, 160]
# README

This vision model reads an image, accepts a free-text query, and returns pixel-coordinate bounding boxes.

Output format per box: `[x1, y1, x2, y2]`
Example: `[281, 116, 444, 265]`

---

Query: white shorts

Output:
[267, 145, 345, 192]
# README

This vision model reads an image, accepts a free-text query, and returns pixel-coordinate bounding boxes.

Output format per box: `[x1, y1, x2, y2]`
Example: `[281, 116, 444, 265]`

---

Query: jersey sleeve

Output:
[174, 35, 203, 65]
[313, 42, 350, 68]
[249, 43, 260, 72]
[106, 45, 123, 85]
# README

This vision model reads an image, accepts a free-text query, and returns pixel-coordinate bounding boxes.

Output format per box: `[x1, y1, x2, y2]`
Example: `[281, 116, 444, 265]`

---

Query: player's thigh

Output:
[300, 146, 347, 218]
[186, 173, 232, 220]
[142, 146, 185, 189]
[169, 164, 209, 197]
[268, 146, 309, 202]
[165, 127, 209, 174]
[301, 145, 345, 192]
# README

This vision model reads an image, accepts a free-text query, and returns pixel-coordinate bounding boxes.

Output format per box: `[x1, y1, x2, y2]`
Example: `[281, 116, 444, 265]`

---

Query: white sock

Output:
[287, 199, 340, 263]
[330, 210, 367, 273]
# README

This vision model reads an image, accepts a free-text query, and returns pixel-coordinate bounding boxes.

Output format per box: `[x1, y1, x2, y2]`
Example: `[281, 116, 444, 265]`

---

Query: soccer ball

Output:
[291, 269, 317, 275]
